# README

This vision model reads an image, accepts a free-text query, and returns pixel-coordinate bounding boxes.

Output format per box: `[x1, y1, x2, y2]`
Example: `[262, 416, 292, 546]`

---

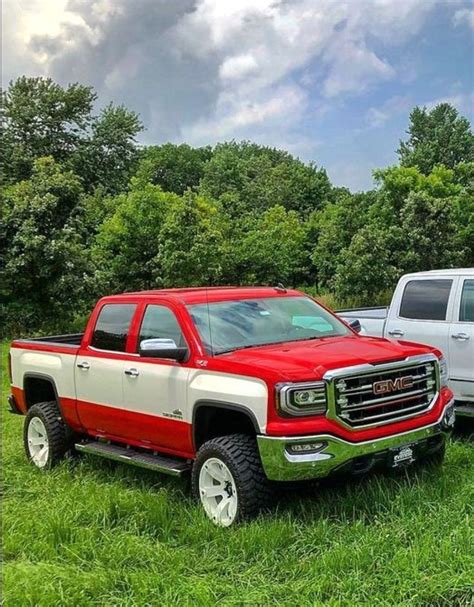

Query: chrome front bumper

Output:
[257, 401, 455, 481]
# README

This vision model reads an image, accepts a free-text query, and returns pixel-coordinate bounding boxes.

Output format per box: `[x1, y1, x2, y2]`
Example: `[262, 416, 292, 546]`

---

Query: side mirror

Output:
[348, 319, 362, 333]
[139, 338, 188, 362]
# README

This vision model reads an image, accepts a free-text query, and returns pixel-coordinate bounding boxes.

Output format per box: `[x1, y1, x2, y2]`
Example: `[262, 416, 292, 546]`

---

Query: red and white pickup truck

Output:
[9, 287, 455, 526]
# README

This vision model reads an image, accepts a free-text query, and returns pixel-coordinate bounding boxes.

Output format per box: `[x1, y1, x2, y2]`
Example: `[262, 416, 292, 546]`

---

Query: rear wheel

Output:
[24, 402, 69, 469]
[192, 434, 272, 527]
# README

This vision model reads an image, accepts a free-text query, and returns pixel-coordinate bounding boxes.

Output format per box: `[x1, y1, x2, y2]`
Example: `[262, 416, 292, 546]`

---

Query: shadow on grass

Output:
[453, 418, 474, 442]
[68, 451, 190, 492]
[66, 446, 456, 528]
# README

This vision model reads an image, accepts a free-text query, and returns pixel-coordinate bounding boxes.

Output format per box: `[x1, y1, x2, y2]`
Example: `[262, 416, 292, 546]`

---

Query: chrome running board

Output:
[75, 440, 191, 476]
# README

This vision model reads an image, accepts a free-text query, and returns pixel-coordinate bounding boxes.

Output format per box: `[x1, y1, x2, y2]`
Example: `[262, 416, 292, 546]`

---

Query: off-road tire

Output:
[24, 401, 70, 469]
[192, 433, 273, 525]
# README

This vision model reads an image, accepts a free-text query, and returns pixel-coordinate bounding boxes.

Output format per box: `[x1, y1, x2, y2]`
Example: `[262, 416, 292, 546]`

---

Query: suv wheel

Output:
[24, 401, 69, 469]
[192, 434, 272, 527]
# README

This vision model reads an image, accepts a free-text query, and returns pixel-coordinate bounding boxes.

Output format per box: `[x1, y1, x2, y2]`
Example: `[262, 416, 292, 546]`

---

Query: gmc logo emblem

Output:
[373, 376, 414, 395]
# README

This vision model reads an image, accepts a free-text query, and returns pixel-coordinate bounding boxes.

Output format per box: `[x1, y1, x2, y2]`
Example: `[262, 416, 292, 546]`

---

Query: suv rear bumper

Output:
[257, 400, 455, 481]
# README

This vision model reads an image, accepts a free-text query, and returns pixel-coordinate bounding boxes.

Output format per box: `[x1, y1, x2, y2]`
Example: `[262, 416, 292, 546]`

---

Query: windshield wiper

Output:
[216, 341, 286, 355]
[215, 335, 334, 354]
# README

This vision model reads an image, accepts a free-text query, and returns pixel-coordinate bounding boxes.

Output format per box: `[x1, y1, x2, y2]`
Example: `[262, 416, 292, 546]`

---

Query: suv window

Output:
[138, 305, 186, 348]
[399, 279, 453, 321]
[91, 304, 136, 352]
[459, 280, 474, 322]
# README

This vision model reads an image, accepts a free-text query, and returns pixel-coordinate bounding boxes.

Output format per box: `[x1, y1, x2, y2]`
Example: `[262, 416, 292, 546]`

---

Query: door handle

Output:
[388, 329, 404, 337]
[451, 333, 470, 341]
[124, 368, 140, 377]
[77, 361, 90, 370]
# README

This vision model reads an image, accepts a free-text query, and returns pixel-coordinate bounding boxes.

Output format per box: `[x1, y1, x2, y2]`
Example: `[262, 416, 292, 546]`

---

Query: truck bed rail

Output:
[13, 333, 83, 347]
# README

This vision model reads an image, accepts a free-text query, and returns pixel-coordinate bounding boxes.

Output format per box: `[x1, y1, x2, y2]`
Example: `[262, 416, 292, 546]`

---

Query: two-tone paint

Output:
[10, 287, 454, 461]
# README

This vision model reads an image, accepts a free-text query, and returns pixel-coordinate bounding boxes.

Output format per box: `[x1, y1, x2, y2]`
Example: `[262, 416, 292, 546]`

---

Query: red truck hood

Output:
[218, 335, 437, 381]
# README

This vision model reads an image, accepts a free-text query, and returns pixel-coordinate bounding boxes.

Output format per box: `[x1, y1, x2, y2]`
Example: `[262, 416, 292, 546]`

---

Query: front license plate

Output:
[389, 443, 416, 468]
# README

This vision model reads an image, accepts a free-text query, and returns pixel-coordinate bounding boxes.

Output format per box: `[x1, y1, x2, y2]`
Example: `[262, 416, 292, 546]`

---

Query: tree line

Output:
[1, 77, 473, 336]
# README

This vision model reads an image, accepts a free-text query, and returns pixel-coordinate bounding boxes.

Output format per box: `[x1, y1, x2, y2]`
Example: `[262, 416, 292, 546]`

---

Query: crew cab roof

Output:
[102, 286, 303, 305]
[402, 268, 474, 278]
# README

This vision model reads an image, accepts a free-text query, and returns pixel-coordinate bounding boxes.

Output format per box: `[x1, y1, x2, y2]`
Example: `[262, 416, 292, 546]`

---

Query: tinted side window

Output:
[399, 280, 452, 321]
[91, 304, 136, 352]
[459, 280, 474, 322]
[138, 305, 186, 348]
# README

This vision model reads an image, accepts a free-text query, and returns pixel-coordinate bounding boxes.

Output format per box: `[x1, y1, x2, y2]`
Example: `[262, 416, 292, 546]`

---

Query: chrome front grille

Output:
[329, 356, 439, 428]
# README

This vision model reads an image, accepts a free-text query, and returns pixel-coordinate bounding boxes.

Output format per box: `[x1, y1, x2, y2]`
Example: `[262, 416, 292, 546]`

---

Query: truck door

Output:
[384, 277, 457, 358]
[75, 303, 137, 435]
[122, 303, 191, 453]
[449, 278, 474, 400]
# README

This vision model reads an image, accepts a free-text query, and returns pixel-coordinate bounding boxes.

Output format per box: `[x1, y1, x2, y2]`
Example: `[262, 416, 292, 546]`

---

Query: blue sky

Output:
[4, 0, 474, 191]
[307, 3, 474, 189]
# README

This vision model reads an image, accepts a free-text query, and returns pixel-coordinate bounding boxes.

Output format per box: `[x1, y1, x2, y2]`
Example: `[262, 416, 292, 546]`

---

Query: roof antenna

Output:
[274, 283, 287, 293]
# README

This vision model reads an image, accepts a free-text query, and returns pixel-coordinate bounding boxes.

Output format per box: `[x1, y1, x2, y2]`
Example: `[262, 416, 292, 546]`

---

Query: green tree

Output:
[134, 143, 212, 195]
[234, 205, 307, 286]
[310, 190, 375, 289]
[93, 184, 178, 293]
[333, 224, 401, 305]
[0, 158, 91, 327]
[200, 141, 331, 216]
[73, 104, 143, 195]
[332, 163, 470, 303]
[2, 77, 96, 183]
[157, 193, 228, 286]
[398, 103, 474, 174]
[452, 162, 474, 265]
[2, 77, 142, 192]
[398, 190, 464, 273]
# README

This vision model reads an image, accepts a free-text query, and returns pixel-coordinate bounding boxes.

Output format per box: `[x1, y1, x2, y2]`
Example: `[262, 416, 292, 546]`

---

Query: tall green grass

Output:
[2, 341, 473, 606]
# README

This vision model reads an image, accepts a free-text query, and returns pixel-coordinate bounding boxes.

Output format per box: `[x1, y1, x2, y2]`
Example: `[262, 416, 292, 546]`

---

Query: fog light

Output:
[443, 404, 456, 429]
[286, 442, 326, 455]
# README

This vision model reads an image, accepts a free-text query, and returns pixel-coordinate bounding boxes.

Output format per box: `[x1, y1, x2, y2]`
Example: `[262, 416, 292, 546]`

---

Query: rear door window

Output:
[459, 280, 474, 322]
[91, 304, 137, 352]
[399, 280, 453, 321]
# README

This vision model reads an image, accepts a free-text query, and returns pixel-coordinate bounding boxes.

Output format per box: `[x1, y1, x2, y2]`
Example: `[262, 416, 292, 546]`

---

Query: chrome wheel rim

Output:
[27, 417, 49, 468]
[199, 457, 238, 527]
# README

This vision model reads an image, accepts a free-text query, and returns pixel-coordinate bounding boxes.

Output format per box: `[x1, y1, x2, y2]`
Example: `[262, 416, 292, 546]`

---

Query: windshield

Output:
[188, 296, 351, 355]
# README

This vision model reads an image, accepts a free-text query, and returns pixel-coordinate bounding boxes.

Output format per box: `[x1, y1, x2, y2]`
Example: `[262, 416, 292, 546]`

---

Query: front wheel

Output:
[24, 402, 69, 469]
[192, 434, 272, 527]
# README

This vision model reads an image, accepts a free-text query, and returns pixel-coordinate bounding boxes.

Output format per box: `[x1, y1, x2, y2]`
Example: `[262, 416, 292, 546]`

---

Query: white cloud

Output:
[366, 95, 412, 128]
[2, 0, 452, 155]
[453, 8, 474, 30]
[219, 54, 259, 81]
[182, 84, 307, 143]
[322, 41, 395, 98]
[425, 92, 474, 116]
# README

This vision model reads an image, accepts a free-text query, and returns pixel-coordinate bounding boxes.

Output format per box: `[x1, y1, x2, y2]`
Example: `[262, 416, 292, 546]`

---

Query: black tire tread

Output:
[24, 401, 69, 468]
[192, 433, 273, 523]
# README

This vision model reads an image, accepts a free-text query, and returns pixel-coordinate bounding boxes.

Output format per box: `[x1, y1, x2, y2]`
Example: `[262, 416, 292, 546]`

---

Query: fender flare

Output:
[23, 372, 65, 419]
[192, 399, 261, 450]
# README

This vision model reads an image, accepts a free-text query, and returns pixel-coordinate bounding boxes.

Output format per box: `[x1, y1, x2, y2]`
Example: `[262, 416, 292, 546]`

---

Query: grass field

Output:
[2, 341, 474, 607]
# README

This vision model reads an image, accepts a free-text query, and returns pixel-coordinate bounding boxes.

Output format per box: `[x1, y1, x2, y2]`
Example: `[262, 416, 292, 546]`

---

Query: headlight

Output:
[278, 382, 327, 416]
[439, 356, 449, 388]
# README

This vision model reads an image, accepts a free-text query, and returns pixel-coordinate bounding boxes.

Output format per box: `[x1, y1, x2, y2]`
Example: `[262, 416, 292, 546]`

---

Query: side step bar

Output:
[75, 440, 191, 476]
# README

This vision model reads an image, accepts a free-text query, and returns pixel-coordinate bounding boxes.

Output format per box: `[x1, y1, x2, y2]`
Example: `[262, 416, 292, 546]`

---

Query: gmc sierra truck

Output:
[9, 287, 455, 526]
[339, 269, 474, 419]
